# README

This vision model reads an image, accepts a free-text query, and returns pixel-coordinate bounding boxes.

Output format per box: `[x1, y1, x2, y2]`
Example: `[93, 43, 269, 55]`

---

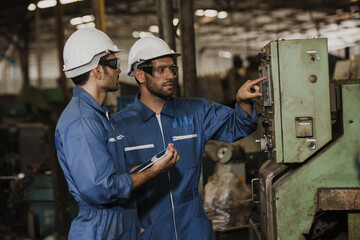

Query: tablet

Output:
[130, 149, 169, 173]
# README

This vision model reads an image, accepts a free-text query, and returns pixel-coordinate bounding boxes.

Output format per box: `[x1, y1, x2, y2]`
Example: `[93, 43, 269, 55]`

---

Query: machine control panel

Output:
[257, 38, 332, 163]
[258, 52, 276, 159]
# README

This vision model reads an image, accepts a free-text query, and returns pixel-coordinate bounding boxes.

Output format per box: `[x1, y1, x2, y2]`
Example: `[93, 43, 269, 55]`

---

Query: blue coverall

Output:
[55, 86, 140, 240]
[113, 91, 257, 240]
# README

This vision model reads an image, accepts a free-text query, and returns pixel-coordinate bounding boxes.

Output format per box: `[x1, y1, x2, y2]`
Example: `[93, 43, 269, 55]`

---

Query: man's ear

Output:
[134, 69, 145, 84]
[92, 65, 103, 80]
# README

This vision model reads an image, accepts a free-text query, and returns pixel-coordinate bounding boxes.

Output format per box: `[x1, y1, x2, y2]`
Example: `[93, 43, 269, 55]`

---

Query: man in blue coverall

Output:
[55, 28, 179, 240]
[113, 35, 266, 240]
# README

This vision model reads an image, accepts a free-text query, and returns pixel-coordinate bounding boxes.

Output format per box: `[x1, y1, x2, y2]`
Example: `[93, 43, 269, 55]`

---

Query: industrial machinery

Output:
[0, 89, 74, 239]
[250, 38, 360, 239]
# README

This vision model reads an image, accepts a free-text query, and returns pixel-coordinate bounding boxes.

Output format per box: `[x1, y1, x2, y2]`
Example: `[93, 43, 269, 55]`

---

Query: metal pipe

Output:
[19, 21, 30, 85]
[178, 0, 198, 97]
[156, 0, 180, 96]
[93, 0, 107, 32]
[54, 2, 71, 239]
[35, 9, 42, 88]
[156, 0, 176, 50]
[55, 0, 68, 101]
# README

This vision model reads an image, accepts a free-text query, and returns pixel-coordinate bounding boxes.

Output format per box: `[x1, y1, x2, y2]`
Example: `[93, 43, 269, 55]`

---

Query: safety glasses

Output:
[139, 64, 178, 78]
[99, 57, 121, 70]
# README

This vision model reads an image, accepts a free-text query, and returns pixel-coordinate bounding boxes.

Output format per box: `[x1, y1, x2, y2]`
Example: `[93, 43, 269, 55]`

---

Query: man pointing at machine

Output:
[113, 35, 266, 240]
[55, 29, 179, 239]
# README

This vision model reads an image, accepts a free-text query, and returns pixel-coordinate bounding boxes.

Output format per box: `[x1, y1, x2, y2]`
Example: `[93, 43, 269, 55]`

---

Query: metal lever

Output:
[251, 178, 260, 204]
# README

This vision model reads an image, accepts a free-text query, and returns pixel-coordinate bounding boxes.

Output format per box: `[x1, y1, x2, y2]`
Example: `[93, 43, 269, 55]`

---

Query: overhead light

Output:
[76, 22, 95, 30]
[255, 15, 272, 24]
[204, 9, 218, 17]
[195, 9, 205, 16]
[149, 25, 159, 33]
[219, 51, 232, 58]
[70, 17, 83, 25]
[322, 23, 338, 31]
[139, 32, 153, 39]
[341, 20, 358, 28]
[32, 0, 83, 10]
[271, 8, 293, 18]
[37, 0, 56, 9]
[173, 18, 179, 26]
[132, 31, 140, 38]
[61, 0, 83, 4]
[17, 173, 25, 179]
[82, 15, 95, 23]
[70, 15, 95, 26]
[132, 31, 154, 39]
[217, 11, 228, 19]
[27, 3, 37, 11]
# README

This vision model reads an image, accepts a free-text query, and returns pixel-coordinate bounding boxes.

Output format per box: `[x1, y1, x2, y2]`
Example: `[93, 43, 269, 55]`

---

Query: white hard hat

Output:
[63, 28, 122, 78]
[127, 35, 181, 76]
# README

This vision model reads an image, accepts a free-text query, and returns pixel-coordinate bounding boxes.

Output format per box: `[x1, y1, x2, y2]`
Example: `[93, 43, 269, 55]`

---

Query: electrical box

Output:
[258, 38, 332, 163]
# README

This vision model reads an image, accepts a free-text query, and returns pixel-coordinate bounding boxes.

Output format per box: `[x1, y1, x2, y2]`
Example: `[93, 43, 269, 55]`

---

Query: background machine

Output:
[250, 38, 360, 239]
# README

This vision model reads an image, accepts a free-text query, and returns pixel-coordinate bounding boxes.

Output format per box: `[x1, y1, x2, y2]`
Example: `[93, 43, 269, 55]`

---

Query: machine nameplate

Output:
[295, 117, 313, 138]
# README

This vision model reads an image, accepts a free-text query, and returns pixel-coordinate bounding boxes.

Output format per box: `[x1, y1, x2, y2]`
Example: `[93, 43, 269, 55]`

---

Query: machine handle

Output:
[251, 178, 260, 204]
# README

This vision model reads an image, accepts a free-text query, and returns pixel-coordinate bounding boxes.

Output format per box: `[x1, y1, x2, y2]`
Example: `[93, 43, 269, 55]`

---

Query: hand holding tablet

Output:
[130, 149, 169, 174]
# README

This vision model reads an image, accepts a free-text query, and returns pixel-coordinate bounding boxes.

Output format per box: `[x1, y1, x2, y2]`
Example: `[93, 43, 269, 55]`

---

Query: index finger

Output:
[250, 76, 267, 85]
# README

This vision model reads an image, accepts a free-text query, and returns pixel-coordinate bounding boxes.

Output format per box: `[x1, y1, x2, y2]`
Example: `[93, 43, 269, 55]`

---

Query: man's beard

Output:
[103, 68, 120, 92]
[145, 75, 173, 99]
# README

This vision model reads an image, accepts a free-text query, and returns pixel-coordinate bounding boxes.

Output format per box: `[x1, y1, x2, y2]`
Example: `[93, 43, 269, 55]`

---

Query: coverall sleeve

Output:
[62, 117, 133, 205]
[202, 100, 258, 143]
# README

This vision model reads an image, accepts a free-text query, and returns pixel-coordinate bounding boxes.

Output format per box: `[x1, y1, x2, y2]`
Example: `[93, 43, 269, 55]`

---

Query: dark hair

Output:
[71, 54, 110, 85]
[134, 59, 153, 85]
[72, 71, 91, 85]
[98, 54, 110, 75]
[138, 59, 153, 68]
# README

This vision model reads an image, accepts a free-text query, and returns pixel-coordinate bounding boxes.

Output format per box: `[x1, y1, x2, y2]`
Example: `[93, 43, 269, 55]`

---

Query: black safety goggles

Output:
[99, 57, 120, 70]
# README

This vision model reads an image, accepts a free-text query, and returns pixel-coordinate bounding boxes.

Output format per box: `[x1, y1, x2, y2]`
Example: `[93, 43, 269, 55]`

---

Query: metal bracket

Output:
[251, 178, 260, 204]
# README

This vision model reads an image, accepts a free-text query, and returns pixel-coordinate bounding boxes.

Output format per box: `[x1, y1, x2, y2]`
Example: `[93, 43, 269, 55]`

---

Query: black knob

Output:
[262, 120, 269, 128]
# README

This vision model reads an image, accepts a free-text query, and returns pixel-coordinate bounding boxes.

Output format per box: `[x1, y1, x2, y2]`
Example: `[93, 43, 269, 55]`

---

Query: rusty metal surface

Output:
[317, 188, 360, 211]
[258, 160, 288, 240]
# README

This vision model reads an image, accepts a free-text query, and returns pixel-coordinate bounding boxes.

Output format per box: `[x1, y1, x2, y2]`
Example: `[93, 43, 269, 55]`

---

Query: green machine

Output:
[250, 38, 360, 239]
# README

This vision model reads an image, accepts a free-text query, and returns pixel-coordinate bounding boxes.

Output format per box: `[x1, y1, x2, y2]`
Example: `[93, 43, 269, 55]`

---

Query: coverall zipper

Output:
[156, 114, 179, 240]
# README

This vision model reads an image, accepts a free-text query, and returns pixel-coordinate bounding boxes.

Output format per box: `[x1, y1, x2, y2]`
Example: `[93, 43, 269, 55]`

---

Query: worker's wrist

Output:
[144, 167, 160, 179]
[237, 98, 252, 104]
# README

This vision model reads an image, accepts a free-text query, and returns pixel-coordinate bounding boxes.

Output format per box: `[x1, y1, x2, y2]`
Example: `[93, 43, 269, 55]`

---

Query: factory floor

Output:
[0, 228, 56, 240]
[0, 232, 250, 240]
[0, 236, 31, 240]
[0, 231, 249, 240]
[0, 233, 55, 240]
[0, 228, 250, 240]
[0, 208, 259, 240]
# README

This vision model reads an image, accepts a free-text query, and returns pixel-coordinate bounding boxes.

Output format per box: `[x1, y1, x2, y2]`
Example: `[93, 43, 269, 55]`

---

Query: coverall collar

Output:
[73, 85, 110, 115]
[135, 91, 175, 122]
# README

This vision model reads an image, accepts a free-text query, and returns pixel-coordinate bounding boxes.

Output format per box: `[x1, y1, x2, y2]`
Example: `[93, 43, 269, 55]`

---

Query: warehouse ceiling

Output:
[0, 0, 359, 70]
